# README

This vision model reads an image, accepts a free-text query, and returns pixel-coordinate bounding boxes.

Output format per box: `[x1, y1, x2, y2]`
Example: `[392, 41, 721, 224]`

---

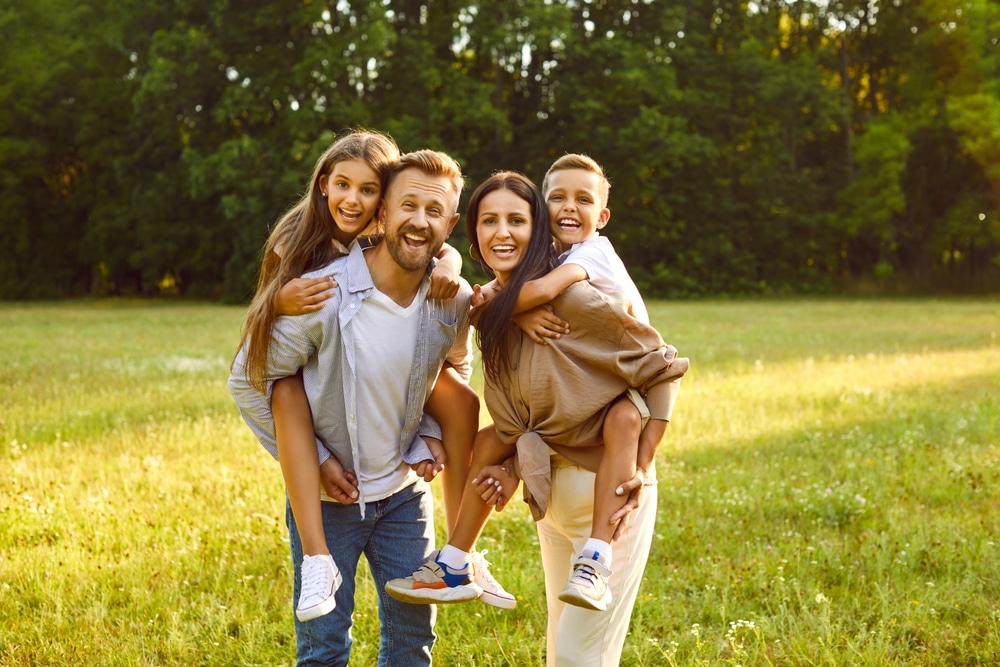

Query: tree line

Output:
[2, 0, 998, 301]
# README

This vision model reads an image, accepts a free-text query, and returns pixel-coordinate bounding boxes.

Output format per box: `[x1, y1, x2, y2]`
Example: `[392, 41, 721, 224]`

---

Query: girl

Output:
[234, 129, 482, 621]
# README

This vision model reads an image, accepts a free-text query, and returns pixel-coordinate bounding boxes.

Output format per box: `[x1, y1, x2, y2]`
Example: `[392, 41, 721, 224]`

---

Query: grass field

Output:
[1, 298, 998, 666]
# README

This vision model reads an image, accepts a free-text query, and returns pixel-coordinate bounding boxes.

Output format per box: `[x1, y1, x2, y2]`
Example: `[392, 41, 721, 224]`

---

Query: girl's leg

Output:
[591, 396, 641, 543]
[384, 425, 517, 608]
[273, 372, 341, 621]
[424, 367, 479, 535]
[272, 372, 328, 556]
[449, 425, 515, 551]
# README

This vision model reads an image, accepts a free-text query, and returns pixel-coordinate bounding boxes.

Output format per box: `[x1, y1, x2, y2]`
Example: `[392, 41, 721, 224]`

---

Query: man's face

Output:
[382, 168, 459, 272]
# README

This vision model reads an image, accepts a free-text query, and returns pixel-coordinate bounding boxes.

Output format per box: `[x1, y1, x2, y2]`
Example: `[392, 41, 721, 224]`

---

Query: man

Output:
[229, 149, 471, 666]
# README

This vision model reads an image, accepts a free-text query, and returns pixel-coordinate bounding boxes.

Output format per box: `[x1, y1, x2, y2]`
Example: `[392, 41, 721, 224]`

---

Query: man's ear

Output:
[446, 212, 460, 237]
[375, 199, 387, 230]
[597, 207, 611, 230]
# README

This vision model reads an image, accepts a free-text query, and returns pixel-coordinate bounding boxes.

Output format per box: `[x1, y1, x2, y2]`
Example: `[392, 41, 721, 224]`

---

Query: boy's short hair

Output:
[389, 149, 465, 215]
[542, 153, 611, 208]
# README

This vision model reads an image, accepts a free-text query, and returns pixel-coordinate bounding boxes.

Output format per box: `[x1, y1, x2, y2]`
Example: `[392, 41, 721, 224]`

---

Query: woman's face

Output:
[475, 187, 534, 285]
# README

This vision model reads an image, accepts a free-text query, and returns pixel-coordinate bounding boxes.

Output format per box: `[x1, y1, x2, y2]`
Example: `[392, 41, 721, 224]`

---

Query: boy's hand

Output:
[428, 261, 460, 300]
[472, 463, 520, 512]
[319, 455, 360, 504]
[469, 283, 501, 327]
[512, 305, 570, 345]
[410, 437, 446, 482]
[276, 276, 337, 315]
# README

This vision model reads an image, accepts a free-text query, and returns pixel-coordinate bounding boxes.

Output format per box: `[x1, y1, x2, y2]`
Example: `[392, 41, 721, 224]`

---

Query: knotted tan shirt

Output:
[483, 281, 688, 520]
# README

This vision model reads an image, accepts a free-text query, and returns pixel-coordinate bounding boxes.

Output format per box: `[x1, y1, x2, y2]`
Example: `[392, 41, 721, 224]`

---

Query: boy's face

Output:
[544, 168, 610, 251]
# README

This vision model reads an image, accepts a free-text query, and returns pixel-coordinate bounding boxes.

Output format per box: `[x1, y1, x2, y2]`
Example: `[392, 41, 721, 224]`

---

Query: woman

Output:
[470, 172, 687, 666]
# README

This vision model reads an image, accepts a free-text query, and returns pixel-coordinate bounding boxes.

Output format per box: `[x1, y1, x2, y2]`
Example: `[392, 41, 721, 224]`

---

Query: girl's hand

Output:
[512, 305, 570, 345]
[428, 262, 460, 300]
[276, 276, 337, 315]
[472, 463, 520, 512]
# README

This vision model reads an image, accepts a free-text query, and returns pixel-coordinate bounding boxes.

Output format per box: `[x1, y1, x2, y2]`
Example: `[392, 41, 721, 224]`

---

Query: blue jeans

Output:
[287, 479, 436, 667]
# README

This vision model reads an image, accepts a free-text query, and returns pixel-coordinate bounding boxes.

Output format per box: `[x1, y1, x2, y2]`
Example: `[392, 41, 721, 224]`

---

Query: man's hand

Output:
[276, 276, 337, 315]
[410, 437, 446, 482]
[609, 466, 647, 542]
[512, 305, 570, 345]
[472, 462, 520, 512]
[319, 455, 360, 504]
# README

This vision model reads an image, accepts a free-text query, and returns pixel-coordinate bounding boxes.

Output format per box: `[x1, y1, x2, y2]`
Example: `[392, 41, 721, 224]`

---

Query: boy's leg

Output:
[591, 396, 641, 543]
[288, 497, 370, 667]
[558, 396, 640, 611]
[273, 373, 341, 621]
[365, 480, 437, 667]
[424, 366, 479, 535]
[543, 461, 659, 667]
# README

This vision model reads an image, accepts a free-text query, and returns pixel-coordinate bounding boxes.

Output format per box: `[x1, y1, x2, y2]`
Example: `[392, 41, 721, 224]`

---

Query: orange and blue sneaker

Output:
[385, 550, 483, 604]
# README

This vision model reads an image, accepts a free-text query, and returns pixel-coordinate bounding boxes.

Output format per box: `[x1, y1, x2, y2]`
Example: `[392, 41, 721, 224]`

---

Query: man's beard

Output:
[385, 225, 443, 273]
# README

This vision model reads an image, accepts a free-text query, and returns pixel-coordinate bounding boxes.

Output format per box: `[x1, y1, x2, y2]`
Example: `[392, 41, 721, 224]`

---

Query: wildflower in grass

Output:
[815, 592, 829, 604]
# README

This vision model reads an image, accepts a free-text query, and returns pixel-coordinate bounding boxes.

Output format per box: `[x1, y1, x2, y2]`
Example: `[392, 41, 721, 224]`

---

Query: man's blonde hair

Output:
[542, 153, 610, 208]
[388, 149, 465, 214]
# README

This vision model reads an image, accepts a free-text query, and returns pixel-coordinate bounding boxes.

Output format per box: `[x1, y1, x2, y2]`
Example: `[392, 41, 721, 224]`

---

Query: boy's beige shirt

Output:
[483, 281, 688, 521]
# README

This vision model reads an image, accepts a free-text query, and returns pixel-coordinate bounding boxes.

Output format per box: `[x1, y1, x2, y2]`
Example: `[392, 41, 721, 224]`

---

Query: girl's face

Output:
[320, 158, 383, 246]
[475, 188, 534, 285]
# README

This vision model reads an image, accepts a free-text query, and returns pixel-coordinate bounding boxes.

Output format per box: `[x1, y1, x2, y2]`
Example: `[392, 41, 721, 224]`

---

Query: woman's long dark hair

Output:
[465, 171, 553, 383]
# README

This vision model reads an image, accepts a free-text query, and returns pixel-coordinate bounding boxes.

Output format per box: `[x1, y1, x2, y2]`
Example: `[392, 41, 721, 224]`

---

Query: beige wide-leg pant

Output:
[535, 455, 658, 667]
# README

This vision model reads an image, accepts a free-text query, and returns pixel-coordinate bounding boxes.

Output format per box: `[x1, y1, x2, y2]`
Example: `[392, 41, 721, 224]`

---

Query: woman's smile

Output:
[476, 188, 534, 284]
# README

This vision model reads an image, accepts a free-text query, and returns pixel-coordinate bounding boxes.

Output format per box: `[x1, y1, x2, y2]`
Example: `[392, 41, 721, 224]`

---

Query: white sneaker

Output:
[471, 550, 516, 610]
[297, 554, 343, 621]
[558, 555, 612, 611]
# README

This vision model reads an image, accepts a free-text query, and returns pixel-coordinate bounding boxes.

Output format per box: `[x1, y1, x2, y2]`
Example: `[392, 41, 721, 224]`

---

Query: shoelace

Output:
[570, 563, 599, 585]
[474, 551, 502, 587]
[301, 561, 333, 598]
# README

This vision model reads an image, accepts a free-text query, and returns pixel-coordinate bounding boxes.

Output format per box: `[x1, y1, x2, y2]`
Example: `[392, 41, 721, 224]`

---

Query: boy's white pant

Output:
[535, 456, 658, 667]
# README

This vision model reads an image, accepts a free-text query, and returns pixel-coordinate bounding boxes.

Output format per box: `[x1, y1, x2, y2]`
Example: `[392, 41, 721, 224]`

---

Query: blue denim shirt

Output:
[229, 242, 473, 512]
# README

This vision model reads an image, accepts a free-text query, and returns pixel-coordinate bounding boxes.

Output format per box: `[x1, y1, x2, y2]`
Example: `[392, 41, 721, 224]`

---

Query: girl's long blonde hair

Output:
[235, 129, 399, 390]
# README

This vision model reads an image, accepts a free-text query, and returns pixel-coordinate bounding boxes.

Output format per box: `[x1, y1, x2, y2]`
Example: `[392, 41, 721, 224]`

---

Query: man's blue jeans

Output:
[287, 479, 436, 667]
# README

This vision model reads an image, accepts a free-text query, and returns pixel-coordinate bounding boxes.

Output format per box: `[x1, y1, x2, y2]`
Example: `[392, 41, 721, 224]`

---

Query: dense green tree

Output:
[2, 0, 998, 299]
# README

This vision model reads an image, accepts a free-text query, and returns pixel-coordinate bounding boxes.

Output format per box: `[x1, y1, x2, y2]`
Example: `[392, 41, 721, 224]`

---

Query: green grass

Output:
[1, 298, 998, 666]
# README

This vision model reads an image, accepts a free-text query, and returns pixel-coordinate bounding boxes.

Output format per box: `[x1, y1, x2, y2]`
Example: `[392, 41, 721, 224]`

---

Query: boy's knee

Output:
[608, 399, 641, 432]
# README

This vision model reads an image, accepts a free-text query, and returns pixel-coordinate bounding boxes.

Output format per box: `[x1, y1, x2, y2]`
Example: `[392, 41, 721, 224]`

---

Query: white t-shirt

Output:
[556, 234, 649, 324]
[352, 287, 421, 501]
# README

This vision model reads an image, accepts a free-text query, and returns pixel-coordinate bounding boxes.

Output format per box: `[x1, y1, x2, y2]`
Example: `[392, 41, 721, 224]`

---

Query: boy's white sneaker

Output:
[558, 555, 612, 611]
[297, 554, 342, 622]
[471, 550, 516, 610]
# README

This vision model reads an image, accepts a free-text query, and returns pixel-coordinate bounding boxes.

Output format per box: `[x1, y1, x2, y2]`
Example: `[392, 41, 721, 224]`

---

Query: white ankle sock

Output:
[438, 544, 471, 571]
[581, 538, 612, 570]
